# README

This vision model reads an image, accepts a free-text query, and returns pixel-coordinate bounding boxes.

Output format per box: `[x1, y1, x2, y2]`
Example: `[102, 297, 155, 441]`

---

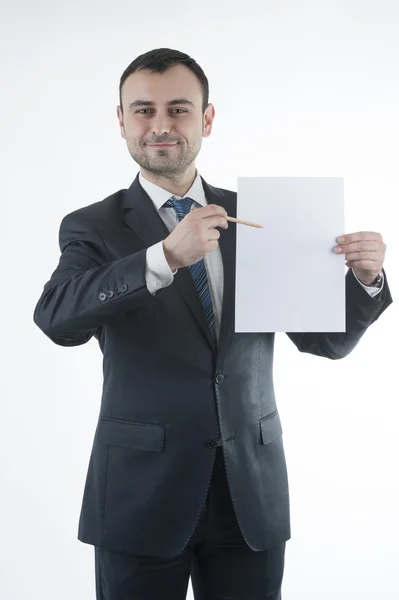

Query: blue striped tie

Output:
[164, 197, 216, 344]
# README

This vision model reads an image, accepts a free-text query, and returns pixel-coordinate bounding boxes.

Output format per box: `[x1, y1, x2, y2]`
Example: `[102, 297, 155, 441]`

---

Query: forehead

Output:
[122, 64, 202, 106]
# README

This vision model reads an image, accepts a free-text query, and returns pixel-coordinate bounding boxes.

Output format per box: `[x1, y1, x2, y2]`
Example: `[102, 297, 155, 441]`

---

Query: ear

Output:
[202, 104, 215, 138]
[117, 106, 126, 140]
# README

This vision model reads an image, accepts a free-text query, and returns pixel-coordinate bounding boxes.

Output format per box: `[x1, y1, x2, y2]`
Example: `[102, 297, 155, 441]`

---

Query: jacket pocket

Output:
[97, 417, 165, 452]
[259, 410, 283, 445]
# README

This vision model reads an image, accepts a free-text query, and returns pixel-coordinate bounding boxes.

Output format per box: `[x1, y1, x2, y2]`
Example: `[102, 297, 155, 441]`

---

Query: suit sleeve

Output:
[33, 211, 160, 346]
[286, 267, 393, 359]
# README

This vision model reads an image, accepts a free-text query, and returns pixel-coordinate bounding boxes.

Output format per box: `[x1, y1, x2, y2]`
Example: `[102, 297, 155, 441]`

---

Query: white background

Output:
[2, 1, 398, 599]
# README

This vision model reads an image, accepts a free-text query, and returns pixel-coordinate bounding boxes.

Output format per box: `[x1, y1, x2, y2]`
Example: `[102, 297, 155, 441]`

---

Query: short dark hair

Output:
[119, 48, 209, 114]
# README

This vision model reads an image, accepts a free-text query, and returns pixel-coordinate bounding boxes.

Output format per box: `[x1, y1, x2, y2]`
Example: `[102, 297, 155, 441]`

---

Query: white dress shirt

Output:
[141, 171, 384, 343]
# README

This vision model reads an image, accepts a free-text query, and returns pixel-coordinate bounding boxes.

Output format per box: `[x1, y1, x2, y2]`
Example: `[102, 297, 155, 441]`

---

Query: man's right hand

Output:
[162, 204, 228, 271]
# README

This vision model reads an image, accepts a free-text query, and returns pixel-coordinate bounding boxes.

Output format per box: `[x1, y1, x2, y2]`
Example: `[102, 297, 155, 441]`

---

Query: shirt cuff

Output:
[146, 242, 177, 295]
[351, 268, 384, 298]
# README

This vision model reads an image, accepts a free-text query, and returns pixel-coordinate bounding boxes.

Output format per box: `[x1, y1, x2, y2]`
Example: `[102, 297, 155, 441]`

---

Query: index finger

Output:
[337, 231, 382, 244]
[195, 204, 227, 218]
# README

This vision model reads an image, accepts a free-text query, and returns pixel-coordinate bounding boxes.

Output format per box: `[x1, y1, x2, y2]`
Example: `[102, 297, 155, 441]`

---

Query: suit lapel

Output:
[123, 174, 236, 356]
[200, 177, 237, 355]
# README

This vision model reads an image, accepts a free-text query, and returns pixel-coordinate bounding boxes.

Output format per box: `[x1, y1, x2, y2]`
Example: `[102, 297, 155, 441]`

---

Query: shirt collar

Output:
[139, 170, 207, 210]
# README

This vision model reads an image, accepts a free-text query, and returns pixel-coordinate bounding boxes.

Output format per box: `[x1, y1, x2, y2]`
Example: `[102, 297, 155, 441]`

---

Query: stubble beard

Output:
[128, 139, 201, 178]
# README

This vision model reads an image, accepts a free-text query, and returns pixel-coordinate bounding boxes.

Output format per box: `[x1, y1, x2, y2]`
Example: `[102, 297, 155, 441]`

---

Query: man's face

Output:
[117, 64, 214, 177]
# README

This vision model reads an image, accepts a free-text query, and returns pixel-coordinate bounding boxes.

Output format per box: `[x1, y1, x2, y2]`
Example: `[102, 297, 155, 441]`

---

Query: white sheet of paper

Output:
[235, 177, 346, 333]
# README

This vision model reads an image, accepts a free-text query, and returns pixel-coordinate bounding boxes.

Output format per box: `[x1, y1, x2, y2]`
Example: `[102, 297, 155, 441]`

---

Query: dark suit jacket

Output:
[33, 173, 393, 558]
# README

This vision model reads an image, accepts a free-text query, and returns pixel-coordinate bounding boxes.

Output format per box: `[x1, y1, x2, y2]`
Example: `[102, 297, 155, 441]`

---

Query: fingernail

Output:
[337, 237, 345, 243]
[334, 247, 342, 252]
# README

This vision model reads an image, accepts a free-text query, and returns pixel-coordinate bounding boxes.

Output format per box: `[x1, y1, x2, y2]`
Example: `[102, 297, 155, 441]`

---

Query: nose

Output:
[151, 114, 172, 137]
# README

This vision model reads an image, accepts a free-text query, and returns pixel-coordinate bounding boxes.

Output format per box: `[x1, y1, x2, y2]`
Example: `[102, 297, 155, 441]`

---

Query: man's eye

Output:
[136, 109, 187, 115]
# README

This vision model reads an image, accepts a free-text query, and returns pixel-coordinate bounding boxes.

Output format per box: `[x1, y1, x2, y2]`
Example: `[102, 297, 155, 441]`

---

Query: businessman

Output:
[33, 48, 393, 600]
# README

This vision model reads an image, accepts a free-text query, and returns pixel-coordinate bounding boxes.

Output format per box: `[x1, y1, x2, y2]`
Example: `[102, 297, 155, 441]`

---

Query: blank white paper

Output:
[235, 177, 346, 333]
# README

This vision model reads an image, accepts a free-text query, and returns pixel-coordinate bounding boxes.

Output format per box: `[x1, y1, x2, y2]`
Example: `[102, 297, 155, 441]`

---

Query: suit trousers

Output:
[94, 447, 286, 600]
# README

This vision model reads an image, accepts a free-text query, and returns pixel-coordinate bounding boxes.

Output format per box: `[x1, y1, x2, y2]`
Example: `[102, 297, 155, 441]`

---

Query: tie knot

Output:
[164, 197, 193, 220]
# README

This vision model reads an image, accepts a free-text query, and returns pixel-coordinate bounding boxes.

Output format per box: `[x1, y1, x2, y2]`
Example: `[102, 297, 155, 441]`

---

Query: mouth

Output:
[147, 142, 178, 148]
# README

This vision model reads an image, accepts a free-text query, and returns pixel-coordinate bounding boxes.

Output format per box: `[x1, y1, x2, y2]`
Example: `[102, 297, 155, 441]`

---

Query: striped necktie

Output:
[163, 197, 216, 344]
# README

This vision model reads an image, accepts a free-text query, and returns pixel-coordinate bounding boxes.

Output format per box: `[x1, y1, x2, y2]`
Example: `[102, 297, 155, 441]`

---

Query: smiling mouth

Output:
[147, 142, 178, 147]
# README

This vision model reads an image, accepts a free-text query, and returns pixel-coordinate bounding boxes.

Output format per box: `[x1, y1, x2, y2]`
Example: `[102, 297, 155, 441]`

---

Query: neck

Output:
[140, 165, 197, 197]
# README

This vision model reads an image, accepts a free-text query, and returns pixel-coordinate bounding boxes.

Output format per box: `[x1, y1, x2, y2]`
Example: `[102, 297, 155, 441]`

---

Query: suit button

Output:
[107, 290, 114, 299]
[215, 374, 225, 384]
[98, 292, 107, 301]
[205, 439, 218, 448]
[119, 283, 128, 293]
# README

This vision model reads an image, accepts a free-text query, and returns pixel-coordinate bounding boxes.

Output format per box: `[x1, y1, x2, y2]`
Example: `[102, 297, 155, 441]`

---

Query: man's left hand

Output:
[334, 231, 386, 286]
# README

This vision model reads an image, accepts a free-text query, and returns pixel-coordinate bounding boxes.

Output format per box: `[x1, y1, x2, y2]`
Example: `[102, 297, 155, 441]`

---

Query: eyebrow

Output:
[128, 98, 195, 110]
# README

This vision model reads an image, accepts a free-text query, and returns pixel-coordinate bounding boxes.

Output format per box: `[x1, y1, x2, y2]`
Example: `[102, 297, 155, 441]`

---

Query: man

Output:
[33, 48, 392, 600]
